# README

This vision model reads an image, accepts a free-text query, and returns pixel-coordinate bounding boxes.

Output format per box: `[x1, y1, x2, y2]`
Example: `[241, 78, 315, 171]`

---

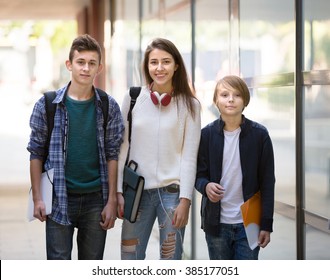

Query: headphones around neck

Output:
[149, 83, 172, 106]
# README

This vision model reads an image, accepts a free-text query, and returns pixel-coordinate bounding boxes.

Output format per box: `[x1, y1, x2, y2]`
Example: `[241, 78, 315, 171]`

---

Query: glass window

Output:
[108, 0, 140, 105]
[240, 0, 295, 77]
[244, 86, 296, 207]
[306, 225, 330, 259]
[305, 85, 330, 218]
[194, 0, 229, 127]
[304, 0, 330, 70]
[141, 0, 192, 67]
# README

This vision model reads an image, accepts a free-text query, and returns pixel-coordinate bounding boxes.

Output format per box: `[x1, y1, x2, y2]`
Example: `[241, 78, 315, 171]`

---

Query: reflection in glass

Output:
[304, 0, 330, 70]
[194, 0, 229, 127]
[108, 0, 140, 105]
[240, 0, 294, 77]
[306, 225, 330, 259]
[305, 85, 330, 217]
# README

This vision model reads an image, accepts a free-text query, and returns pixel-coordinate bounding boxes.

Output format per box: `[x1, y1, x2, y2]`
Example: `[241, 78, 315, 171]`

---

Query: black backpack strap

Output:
[96, 88, 109, 134]
[125, 87, 141, 165]
[43, 91, 57, 171]
[127, 87, 141, 142]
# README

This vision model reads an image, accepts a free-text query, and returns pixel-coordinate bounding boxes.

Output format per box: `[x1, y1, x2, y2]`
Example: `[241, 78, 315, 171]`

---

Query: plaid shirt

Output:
[27, 83, 124, 225]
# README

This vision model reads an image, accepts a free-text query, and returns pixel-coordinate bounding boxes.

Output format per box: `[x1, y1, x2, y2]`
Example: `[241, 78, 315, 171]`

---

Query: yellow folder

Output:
[240, 191, 261, 249]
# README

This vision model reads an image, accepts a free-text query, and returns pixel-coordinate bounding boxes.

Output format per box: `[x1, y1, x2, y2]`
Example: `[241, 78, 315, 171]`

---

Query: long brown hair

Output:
[142, 38, 199, 119]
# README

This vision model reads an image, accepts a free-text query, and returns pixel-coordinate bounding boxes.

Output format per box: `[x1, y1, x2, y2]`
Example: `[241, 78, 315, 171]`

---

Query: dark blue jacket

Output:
[195, 115, 275, 235]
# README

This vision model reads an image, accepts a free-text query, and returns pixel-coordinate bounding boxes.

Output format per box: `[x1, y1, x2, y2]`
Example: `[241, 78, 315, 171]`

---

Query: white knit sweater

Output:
[117, 86, 201, 200]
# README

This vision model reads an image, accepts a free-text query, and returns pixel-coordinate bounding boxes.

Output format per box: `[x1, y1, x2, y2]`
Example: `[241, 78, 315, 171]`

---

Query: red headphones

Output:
[149, 83, 172, 106]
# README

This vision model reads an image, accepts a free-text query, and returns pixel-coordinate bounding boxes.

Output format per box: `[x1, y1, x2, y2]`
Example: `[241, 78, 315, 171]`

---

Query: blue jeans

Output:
[205, 223, 260, 260]
[46, 191, 107, 260]
[121, 185, 185, 260]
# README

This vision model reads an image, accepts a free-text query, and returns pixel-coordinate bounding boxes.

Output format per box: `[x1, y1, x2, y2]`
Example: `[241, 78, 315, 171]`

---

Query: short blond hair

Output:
[213, 75, 250, 108]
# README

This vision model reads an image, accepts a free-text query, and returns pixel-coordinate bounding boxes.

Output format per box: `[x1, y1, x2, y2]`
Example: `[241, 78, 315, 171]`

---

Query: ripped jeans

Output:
[121, 185, 185, 260]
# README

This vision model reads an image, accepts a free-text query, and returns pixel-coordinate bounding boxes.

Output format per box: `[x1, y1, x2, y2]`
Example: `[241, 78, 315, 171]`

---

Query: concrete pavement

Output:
[0, 183, 292, 260]
[0, 185, 161, 260]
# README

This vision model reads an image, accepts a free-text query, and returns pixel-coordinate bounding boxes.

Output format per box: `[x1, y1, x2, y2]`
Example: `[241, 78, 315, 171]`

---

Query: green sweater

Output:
[65, 95, 101, 193]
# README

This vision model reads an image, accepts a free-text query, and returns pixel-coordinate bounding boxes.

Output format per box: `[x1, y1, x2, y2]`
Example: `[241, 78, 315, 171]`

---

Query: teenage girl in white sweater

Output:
[116, 38, 201, 259]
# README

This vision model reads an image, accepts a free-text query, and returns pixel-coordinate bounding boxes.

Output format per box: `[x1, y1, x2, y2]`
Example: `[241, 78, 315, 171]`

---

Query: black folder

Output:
[123, 160, 145, 223]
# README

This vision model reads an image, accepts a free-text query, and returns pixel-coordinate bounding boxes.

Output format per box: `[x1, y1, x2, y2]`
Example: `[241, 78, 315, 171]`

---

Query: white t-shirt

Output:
[220, 127, 244, 224]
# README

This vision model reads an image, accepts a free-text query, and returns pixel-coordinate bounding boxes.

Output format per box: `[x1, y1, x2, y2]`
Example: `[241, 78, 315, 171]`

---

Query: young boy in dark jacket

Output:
[195, 75, 275, 260]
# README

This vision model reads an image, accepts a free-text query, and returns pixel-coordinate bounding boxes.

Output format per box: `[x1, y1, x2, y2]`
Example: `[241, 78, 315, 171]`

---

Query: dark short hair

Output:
[69, 34, 102, 63]
[213, 75, 250, 108]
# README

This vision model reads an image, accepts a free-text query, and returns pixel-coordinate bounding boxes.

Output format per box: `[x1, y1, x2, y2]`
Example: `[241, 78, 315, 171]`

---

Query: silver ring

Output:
[110, 216, 117, 220]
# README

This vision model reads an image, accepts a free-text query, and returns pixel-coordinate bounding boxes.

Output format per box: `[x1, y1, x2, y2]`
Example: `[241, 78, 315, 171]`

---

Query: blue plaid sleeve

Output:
[104, 95, 125, 161]
[27, 96, 48, 161]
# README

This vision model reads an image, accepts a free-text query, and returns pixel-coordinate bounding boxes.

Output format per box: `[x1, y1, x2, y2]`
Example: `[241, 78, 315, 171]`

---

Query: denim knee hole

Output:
[121, 239, 138, 253]
[161, 232, 176, 259]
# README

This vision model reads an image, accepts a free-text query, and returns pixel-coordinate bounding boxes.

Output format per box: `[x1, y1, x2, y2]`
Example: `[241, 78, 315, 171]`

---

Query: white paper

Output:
[244, 223, 260, 250]
[27, 168, 54, 221]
